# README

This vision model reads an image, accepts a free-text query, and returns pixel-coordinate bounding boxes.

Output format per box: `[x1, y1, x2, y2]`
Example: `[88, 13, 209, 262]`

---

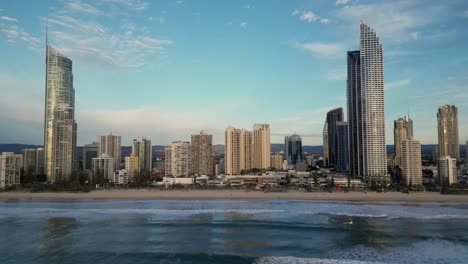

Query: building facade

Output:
[253, 124, 271, 169]
[132, 137, 152, 174]
[285, 134, 303, 165]
[270, 153, 284, 170]
[113, 169, 128, 185]
[44, 45, 76, 182]
[347, 23, 387, 183]
[394, 116, 413, 167]
[336, 122, 349, 172]
[165, 141, 191, 177]
[51, 104, 77, 182]
[99, 133, 121, 170]
[325, 108, 344, 167]
[125, 152, 140, 182]
[92, 154, 115, 181]
[322, 122, 329, 166]
[191, 131, 214, 176]
[83, 142, 99, 171]
[401, 138, 422, 186]
[22, 149, 37, 174]
[438, 156, 457, 185]
[0, 152, 22, 188]
[437, 105, 459, 161]
[225, 126, 253, 175]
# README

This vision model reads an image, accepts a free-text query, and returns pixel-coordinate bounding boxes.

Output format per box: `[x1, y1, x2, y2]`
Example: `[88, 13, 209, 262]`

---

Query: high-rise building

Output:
[324, 108, 344, 167]
[83, 142, 99, 171]
[285, 134, 303, 165]
[22, 149, 37, 174]
[270, 153, 284, 170]
[347, 23, 387, 183]
[44, 44, 76, 182]
[437, 105, 459, 161]
[401, 138, 422, 186]
[0, 152, 22, 188]
[36, 148, 44, 175]
[253, 124, 271, 169]
[165, 141, 191, 177]
[132, 137, 152, 174]
[336, 122, 349, 172]
[438, 156, 457, 185]
[125, 152, 140, 182]
[191, 131, 214, 176]
[99, 133, 121, 170]
[51, 104, 77, 182]
[225, 126, 253, 175]
[322, 122, 329, 166]
[92, 154, 115, 181]
[394, 116, 413, 167]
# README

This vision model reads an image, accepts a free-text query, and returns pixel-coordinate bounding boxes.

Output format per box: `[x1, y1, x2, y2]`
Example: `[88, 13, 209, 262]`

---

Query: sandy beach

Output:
[0, 189, 468, 202]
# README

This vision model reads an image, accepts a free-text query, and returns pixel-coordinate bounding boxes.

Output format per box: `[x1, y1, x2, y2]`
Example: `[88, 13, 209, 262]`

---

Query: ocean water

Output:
[1, 199, 468, 264]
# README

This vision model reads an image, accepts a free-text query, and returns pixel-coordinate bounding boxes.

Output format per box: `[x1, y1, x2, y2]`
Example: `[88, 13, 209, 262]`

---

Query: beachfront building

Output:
[99, 133, 121, 170]
[253, 124, 271, 169]
[113, 169, 128, 185]
[285, 134, 303, 165]
[225, 126, 253, 175]
[0, 152, 22, 188]
[125, 152, 140, 182]
[22, 149, 37, 174]
[401, 138, 422, 186]
[165, 141, 191, 177]
[191, 131, 214, 176]
[437, 105, 459, 161]
[336, 121, 349, 172]
[83, 142, 99, 171]
[394, 116, 413, 167]
[270, 153, 284, 170]
[438, 156, 457, 185]
[324, 108, 344, 167]
[132, 137, 152, 174]
[92, 154, 115, 182]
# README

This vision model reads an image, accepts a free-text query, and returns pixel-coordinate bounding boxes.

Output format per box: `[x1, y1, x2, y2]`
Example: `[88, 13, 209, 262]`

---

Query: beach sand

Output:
[1, 189, 468, 202]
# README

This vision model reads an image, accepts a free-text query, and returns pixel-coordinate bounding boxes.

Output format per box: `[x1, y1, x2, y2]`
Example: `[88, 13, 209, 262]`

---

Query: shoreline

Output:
[1, 189, 468, 202]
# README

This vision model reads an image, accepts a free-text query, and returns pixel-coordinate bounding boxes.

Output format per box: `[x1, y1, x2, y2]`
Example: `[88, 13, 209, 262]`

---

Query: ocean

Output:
[1, 199, 467, 263]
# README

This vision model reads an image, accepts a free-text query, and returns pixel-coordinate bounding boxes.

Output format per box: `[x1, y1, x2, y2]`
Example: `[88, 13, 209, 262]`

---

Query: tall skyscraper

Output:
[225, 126, 253, 175]
[438, 156, 457, 185]
[347, 22, 387, 183]
[51, 104, 77, 182]
[125, 153, 140, 181]
[285, 134, 303, 165]
[0, 152, 22, 188]
[36, 148, 44, 175]
[394, 116, 414, 167]
[324, 108, 344, 167]
[401, 138, 422, 186]
[336, 122, 349, 172]
[44, 43, 76, 182]
[132, 137, 152, 174]
[165, 141, 191, 177]
[191, 131, 214, 176]
[99, 133, 121, 170]
[22, 149, 37, 174]
[437, 105, 459, 161]
[253, 124, 271, 169]
[83, 142, 99, 171]
[322, 122, 329, 166]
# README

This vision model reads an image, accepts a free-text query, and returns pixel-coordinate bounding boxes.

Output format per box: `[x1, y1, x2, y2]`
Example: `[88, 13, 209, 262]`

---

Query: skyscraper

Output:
[438, 156, 457, 185]
[347, 22, 387, 183]
[325, 108, 344, 167]
[394, 116, 414, 167]
[22, 149, 37, 174]
[44, 44, 76, 182]
[83, 142, 99, 171]
[401, 138, 422, 186]
[99, 133, 121, 170]
[132, 137, 152, 174]
[165, 141, 191, 177]
[0, 152, 22, 188]
[336, 122, 349, 172]
[322, 122, 329, 166]
[125, 153, 140, 181]
[270, 153, 284, 170]
[225, 126, 252, 175]
[253, 124, 271, 169]
[285, 134, 303, 165]
[437, 105, 459, 161]
[92, 154, 115, 181]
[191, 131, 214, 176]
[51, 104, 77, 182]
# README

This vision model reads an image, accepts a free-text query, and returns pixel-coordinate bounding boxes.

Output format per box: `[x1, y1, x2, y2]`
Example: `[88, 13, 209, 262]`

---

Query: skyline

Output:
[1, 0, 468, 146]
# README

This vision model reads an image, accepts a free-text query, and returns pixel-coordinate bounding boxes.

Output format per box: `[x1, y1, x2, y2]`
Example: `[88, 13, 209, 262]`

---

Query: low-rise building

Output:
[0, 152, 22, 188]
[114, 169, 128, 185]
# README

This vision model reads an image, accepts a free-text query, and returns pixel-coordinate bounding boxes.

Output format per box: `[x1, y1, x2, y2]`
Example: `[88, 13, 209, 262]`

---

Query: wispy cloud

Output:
[0, 16, 17, 22]
[410, 32, 420, 40]
[336, 0, 350, 5]
[320, 18, 332, 24]
[103, 0, 149, 10]
[386, 79, 411, 90]
[67, 1, 101, 16]
[240, 21, 248, 28]
[299, 11, 319, 22]
[297, 42, 343, 57]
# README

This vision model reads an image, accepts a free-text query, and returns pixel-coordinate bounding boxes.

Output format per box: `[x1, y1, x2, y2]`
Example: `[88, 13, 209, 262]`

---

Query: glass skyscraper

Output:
[285, 134, 303, 165]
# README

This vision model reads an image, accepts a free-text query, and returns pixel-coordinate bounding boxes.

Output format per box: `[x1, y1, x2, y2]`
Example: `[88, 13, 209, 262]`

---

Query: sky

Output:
[0, 0, 467, 146]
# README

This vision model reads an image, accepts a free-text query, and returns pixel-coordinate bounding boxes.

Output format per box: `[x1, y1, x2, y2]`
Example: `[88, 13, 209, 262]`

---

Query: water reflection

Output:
[38, 217, 76, 258]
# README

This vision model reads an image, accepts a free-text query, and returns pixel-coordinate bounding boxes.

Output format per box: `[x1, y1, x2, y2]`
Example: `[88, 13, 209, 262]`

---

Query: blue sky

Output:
[0, 0, 467, 146]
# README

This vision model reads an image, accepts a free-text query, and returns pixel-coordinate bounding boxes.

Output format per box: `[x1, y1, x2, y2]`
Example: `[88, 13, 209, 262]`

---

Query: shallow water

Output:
[1, 199, 467, 263]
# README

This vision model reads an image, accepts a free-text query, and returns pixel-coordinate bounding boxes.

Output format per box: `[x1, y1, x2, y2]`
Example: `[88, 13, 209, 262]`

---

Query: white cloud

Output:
[336, 0, 350, 5]
[0, 16, 17, 22]
[292, 10, 300, 16]
[297, 42, 343, 57]
[385, 79, 411, 90]
[0, 17, 41, 49]
[320, 18, 332, 24]
[300, 11, 319, 22]
[68, 1, 101, 15]
[240, 21, 248, 28]
[410, 31, 420, 40]
[103, 0, 149, 10]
